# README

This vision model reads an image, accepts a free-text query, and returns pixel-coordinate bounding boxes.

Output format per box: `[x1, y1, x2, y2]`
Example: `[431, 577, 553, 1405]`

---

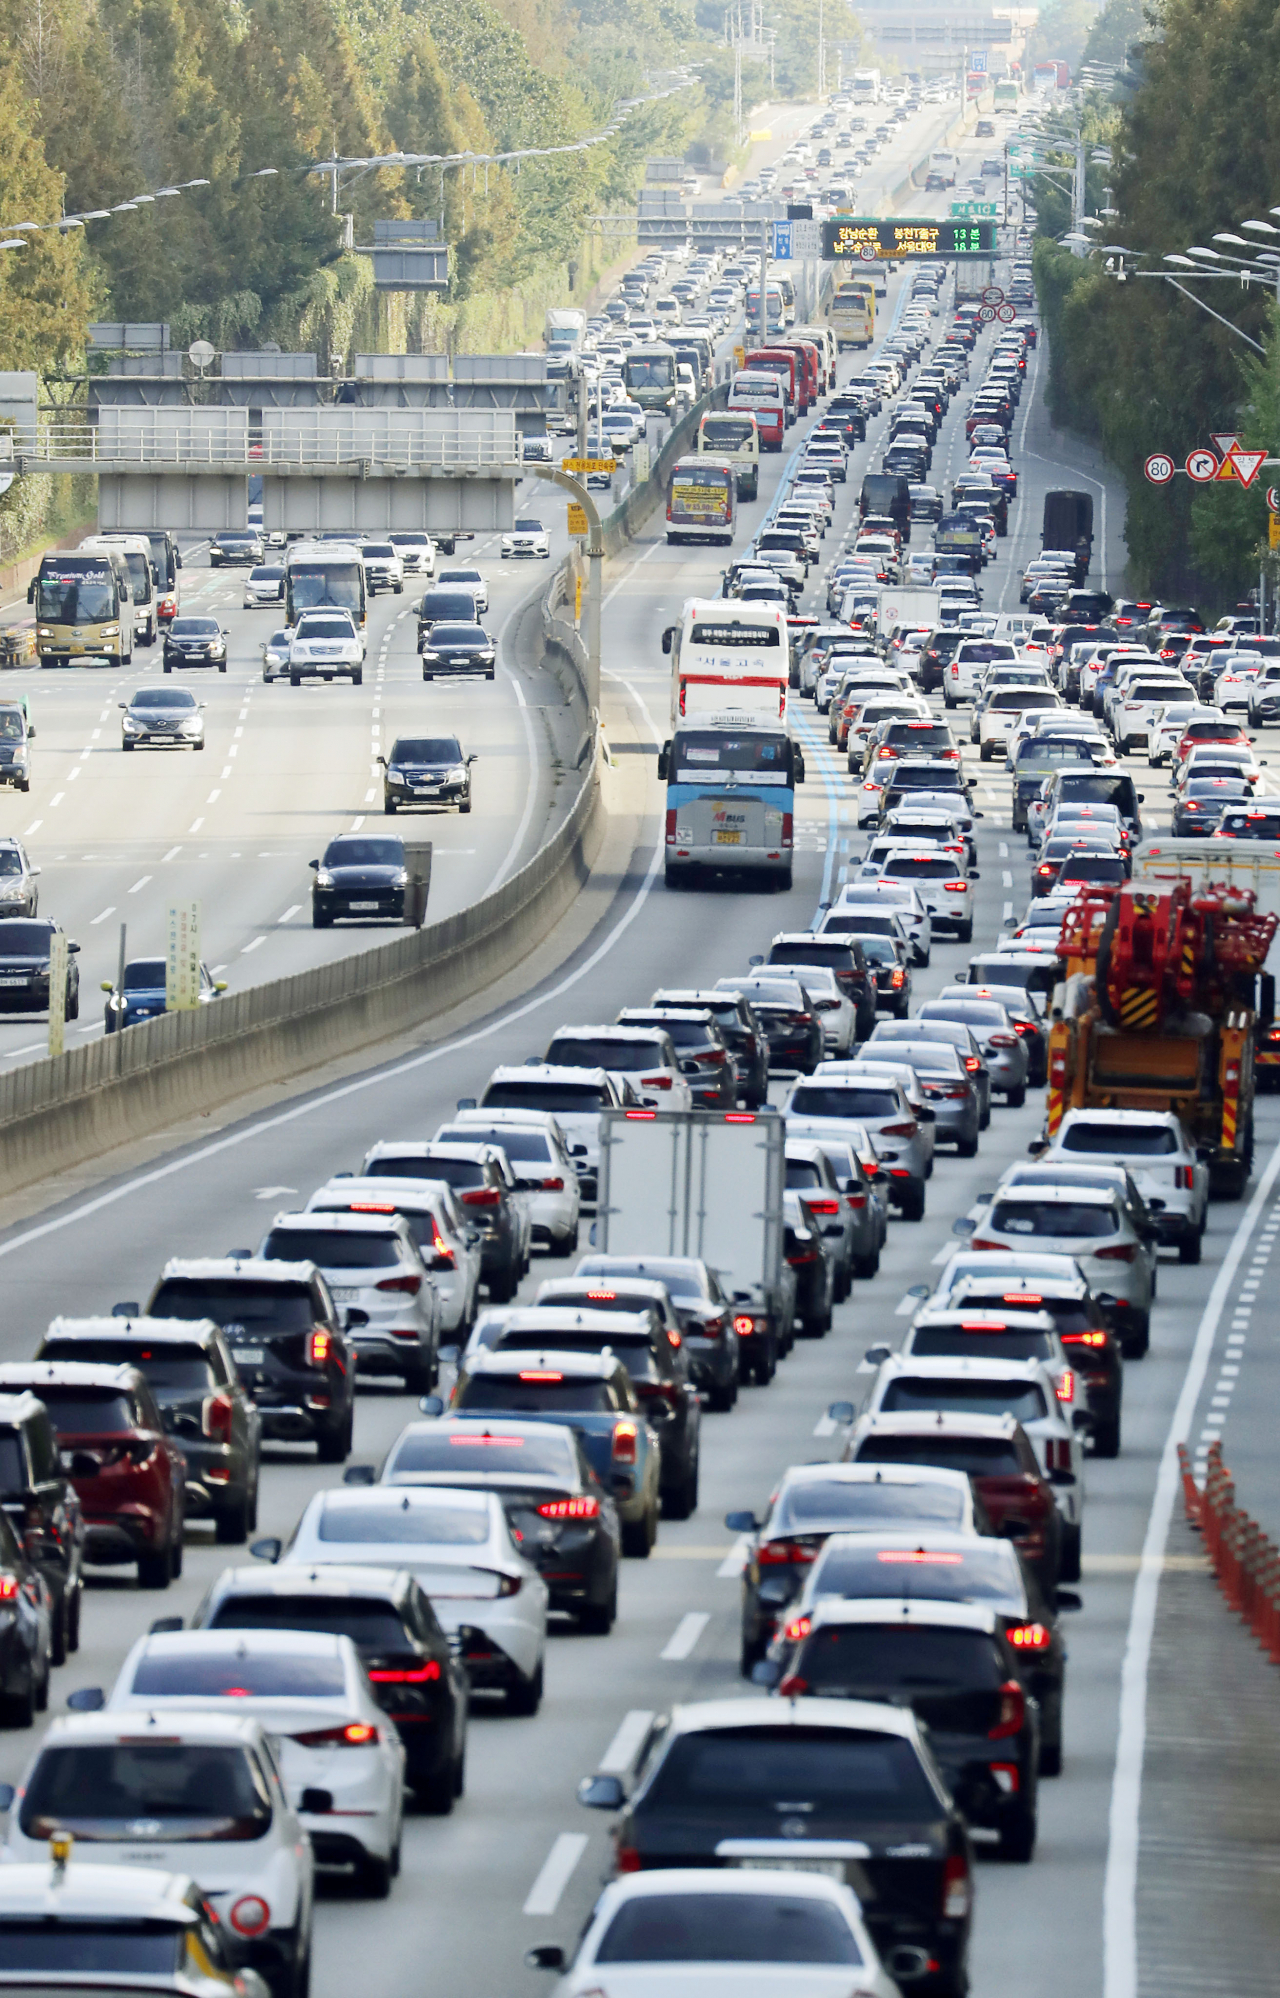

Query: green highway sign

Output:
[951, 201, 998, 218]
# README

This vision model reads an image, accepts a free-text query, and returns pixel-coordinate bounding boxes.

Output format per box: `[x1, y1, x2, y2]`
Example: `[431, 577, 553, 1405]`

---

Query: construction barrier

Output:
[1179, 1439, 1280, 1665]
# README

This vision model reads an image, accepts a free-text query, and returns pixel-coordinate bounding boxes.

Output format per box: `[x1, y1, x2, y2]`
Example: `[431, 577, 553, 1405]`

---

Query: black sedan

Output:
[650, 987, 771, 1107]
[577, 1697, 974, 1994]
[0, 919, 80, 1017]
[0, 1499, 54, 1721]
[381, 734, 476, 815]
[420, 621, 496, 681]
[311, 834, 408, 926]
[209, 530, 263, 567]
[163, 617, 227, 673]
[714, 974, 825, 1074]
[369, 1415, 621, 1633]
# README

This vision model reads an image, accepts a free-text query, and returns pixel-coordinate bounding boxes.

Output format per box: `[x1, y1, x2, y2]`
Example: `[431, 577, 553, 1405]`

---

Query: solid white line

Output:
[660, 1611, 709, 1661]
[522, 1833, 589, 1917]
[1103, 1134, 1280, 1998]
[598, 1709, 655, 1775]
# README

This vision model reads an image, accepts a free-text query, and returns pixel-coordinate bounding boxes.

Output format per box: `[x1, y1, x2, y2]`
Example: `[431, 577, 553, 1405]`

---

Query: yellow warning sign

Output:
[567, 503, 588, 538]
[733, 344, 746, 370]
[562, 457, 616, 474]
[1270, 513, 1280, 550]
[574, 573, 583, 621]
[1214, 454, 1241, 481]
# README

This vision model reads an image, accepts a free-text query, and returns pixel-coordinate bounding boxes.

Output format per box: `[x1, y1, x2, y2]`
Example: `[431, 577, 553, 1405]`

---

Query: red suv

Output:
[0, 1361, 186, 1589]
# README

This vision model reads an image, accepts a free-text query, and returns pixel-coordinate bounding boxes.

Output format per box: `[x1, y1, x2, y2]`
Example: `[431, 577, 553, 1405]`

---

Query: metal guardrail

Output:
[7, 424, 523, 472]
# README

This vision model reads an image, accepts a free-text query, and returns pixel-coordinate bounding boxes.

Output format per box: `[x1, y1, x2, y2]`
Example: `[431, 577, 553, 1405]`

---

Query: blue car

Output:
[103, 954, 227, 1033]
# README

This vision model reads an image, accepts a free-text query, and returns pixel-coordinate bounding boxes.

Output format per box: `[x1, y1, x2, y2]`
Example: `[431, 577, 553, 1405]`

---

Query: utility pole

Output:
[734, 39, 743, 147]
[817, 0, 825, 99]
[759, 216, 769, 348]
[1072, 122, 1086, 252]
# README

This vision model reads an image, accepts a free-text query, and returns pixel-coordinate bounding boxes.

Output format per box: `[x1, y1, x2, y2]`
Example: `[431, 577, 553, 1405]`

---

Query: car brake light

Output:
[641, 1074, 673, 1090]
[292, 1722, 380, 1747]
[988, 1032, 1017, 1048]
[964, 1056, 981, 1072]
[616, 1845, 642, 1871]
[1096, 1242, 1137, 1261]
[880, 1121, 917, 1138]
[1055, 1369, 1076, 1403]
[757, 1539, 818, 1566]
[1061, 1329, 1108, 1348]
[367, 1658, 442, 1683]
[462, 1186, 502, 1208]
[308, 1328, 332, 1366]
[806, 1197, 840, 1215]
[432, 1231, 456, 1267]
[376, 1273, 422, 1294]
[0, 1574, 18, 1601]
[1008, 1622, 1052, 1651]
[537, 1496, 601, 1519]
[1175, 1165, 1194, 1190]
[989, 1679, 1026, 1739]
[942, 1853, 972, 1920]
[204, 1391, 235, 1444]
[519, 1369, 563, 1382]
[612, 1420, 638, 1464]
[943, 880, 968, 892]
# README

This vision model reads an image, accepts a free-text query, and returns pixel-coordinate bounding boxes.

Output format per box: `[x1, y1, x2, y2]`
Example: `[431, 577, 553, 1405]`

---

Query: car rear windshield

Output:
[0, 1922, 183, 1974]
[130, 1652, 347, 1698]
[369, 1154, 482, 1189]
[436, 1127, 552, 1163]
[261, 1230, 401, 1270]
[645, 1726, 937, 1821]
[19, 1743, 270, 1842]
[1058, 774, 1136, 811]
[318, 1496, 489, 1544]
[798, 1625, 1004, 1694]
[39, 1338, 217, 1391]
[879, 1377, 1048, 1422]
[0, 923, 52, 957]
[777, 1482, 968, 1531]
[790, 1086, 897, 1118]
[769, 943, 851, 969]
[1062, 1122, 1178, 1156]
[911, 1327, 1054, 1361]
[989, 1200, 1117, 1238]
[546, 1036, 661, 1072]
[388, 1430, 576, 1478]
[890, 767, 962, 792]
[883, 855, 958, 880]
[855, 1435, 1023, 1477]
[578, 1259, 707, 1299]
[482, 1082, 605, 1113]
[150, 1278, 315, 1332]
[596, 1893, 861, 1967]
[1221, 810, 1280, 837]
[27, 1388, 135, 1433]
[209, 1595, 412, 1652]
[455, 1377, 616, 1414]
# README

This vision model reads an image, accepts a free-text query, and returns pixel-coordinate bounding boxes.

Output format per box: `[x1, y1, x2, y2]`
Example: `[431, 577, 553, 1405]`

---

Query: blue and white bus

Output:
[656, 722, 805, 891]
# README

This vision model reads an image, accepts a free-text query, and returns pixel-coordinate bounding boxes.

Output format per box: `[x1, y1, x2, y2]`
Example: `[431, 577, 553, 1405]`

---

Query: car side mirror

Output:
[0, 1782, 13, 1811]
[749, 954, 764, 968]
[1055, 1588, 1083, 1612]
[377, 756, 386, 767]
[100, 981, 114, 993]
[577, 1773, 626, 1811]
[525, 1947, 567, 1972]
[656, 743, 670, 780]
[68, 1451, 100, 1479]
[863, 1343, 891, 1367]
[68, 941, 80, 954]
[827, 1399, 856, 1424]
[149, 1615, 185, 1635]
[1072, 1409, 1092, 1432]
[724, 1509, 759, 1533]
[301, 1787, 334, 1815]
[1137, 793, 1145, 803]
[343, 1464, 376, 1486]
[661, 626, 676, 655]
[438, 1344, 461, 1369]
[951, 1215, 977, 1236]
[751, 1657, 783, 1688]
[214, 981, 228, 994]
[419, 1394, 445, 1417]
[308, 859, 319, 870]
[67, 1687, 105, 1711]
[27, 580, 35, 603]
[249, 1536, 282, 1563]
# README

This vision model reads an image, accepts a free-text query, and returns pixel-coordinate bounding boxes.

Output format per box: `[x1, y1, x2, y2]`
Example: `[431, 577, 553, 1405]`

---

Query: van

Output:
[728, 370, 785, 451]
[859, 474, 911, 535]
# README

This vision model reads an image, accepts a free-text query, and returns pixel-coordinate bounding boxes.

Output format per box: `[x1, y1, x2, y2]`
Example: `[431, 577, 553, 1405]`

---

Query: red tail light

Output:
[943, 880, 969, 892]
[1061, 1329, 1108, 1348]
[757, 1539, 818, 1566]
[0, 1575, 18, 1601]
[205, 1392, 234, 1444]
[616, 1845, 642, 1871]
[805, 1197, 840, 1216]
[881, 1121, 918, 1138]
[537, 1495, 601, 1520]
[308, 1328, 331, 1366]
[988, 1679, 1025, 1740]
[1096, 1242, 1136, 1262]
[778, 1673, 809, 1697]
[1175, 1165, 1194, 1190]
[964, 1055, 981, 1072]
[783, 1613, 812, 1643]
[665, 808, 677, 846]
[367, 1659, 442, 1683]
[376, 1273, 422, 1294]
[612, 1420, 638, 1464]
[293, 1722, 380, 1746]
[431, 1232, 456, 1268]
[942, 1853, 972, 1920]
[890, 967, 906, 988]
[1054, 1369, 1076, 1403]
[848, 1192, 867, 1209]
[462, 1186, 502, 1208]
[540, 1176, 566, 1191]
[1007, 1622, 1052, 1651]
[641, 1074, 673, 1090]
[1045, 1437, 1074, 1472]
[732, 1312, 756, 1336]
[702, 1314, 725, 1339]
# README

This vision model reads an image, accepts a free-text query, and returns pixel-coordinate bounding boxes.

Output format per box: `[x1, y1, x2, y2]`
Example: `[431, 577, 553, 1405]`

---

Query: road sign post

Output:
[47, 934, 67, 1059]
[166, 901, 201, 1012]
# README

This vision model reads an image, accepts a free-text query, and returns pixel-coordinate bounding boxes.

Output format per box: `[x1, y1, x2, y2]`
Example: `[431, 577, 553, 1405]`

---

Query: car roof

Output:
[875, 1352, 1054, 1382]
[808, 1598, 999, 1635]
[0, 1860, 201, 1922]
[266, 1210, 410, 1237]
[158, 1257, 318, 1284]
[133, 1627, 350, 1663]
[0, 1360, 142, 1392]
[204, 1563, 413, 1604]
[776, 1460, 973, 1492]
[498, 1307, 653, 1337]
[855, 1409, 1022, 1439]
[1057, 1107, 1182, 1128]
[487, 1064, 614, 1085]
[45, 1313, 226, 1346]
[666, 1695, 919, 1741]
[464, 1348, 622, 1379]
[43, 1710, 269, 1746]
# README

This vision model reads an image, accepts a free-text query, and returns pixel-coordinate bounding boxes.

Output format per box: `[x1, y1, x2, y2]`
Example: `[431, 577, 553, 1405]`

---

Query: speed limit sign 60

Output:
[1186, 448, 1218, 483]
[1144, 453, 1174, 486]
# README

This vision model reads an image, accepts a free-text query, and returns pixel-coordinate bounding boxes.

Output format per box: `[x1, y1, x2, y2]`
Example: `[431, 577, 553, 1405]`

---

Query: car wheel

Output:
[34, 1650, 50, 1713]
[402, 1352, 436, 1397]
[1005, 1084, 1026, 1108]
[1122, 1315, 1150, 1360]
[122, 739, 134, 751]
[218, 661, 226, 673]
[422, 672, 433, 681]
[384, 796, 397, 814]
[1094, 1412, 1121, 1459]
[361, 1850, 394, 1899]
[957, 1132, 979, 1158]
[312, 909, 332, 928]
[708, 1376, 736, 1412]
[214, 1493, 250, 1545]
[506, 1659, 543, 1715]
[579, 1583, 617, 1635]
[999, 1806, 1037, 1863]
[194, 739, 205, 751]
[663, 1457, 699, 1521]
[290, 674, 300, 687]
[622, 1504, 657, 1558]
[137, 1545, 173, 1589]
[898, 1181, 926, 1222]
[1060, 1522, 1082, 1584]
[460, 797, 472, 814]
[4, 1666, 35, 1729]
[353, 671, 363, 685]
[1178, 1228, 1202, 1265]
[316, 1412, 353, 1464]
[853, 1247, 880, 1279]
[50, 1594, 68, 1668]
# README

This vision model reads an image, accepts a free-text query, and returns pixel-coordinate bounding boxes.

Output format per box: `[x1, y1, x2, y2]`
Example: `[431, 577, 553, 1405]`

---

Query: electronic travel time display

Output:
[822, 217, 997, 259]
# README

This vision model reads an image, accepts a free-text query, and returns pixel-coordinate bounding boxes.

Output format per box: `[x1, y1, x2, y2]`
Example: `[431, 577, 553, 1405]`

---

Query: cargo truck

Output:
[1042, 489, 1093, 581]
[594, 1107, 792, 1380]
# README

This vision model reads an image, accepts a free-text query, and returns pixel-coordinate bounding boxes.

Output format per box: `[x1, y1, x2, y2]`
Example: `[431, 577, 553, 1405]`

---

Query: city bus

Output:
[666, 455, 737, 547]
[745, 280, 786, 336]
[284, 540, 367, 627]
[728, 369, 786, 451]
[662, 597, 789, 728]
[623, 342, 678, 415]
[697, 411, 760, 500]
[657, 721, 804, 890]
[84, 534, 159, 646]
[830, 279, 876, 351]
[28, 548, 134, 666]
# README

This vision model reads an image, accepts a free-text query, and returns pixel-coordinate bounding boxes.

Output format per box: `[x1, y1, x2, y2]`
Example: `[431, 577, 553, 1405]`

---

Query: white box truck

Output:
[876, 585, 943, 653]
[594, 1107, 790, 1381]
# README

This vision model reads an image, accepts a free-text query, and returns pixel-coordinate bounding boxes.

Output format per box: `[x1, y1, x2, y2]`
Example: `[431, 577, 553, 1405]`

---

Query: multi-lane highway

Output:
[0, 98, 1265, 1998]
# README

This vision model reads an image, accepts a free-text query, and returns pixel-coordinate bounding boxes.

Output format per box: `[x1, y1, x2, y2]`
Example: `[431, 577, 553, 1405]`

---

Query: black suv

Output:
[38, 1311, 264, 1540]
[193, 1563, 469, 1810]
[310, 834, 408, 927]
[0, 920, 80, 1018]
[380, 734, 476, 816]
[650, 988, 770, 1108]
[362, 1141, 526, 1302]
[146, 1259, 354, 1463]
[0, 1498, 53, 1721]
[0, 1390, 85, 1662]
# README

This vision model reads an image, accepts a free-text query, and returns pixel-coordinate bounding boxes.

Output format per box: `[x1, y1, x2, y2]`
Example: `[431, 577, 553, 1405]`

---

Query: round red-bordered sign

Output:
[982, 285, 1005, 305]
[978, 305, 997, 322]
[859, 244, 877, 261]
[1267, 485, 1280, 513]
[996, 303, 1017, 323]
[1186, 448, 1218, 483]
[1144, 453, 1174, 485]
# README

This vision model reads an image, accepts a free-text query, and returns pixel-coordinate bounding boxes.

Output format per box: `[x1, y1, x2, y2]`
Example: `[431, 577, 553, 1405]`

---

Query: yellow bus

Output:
[830, 278, 876, 352]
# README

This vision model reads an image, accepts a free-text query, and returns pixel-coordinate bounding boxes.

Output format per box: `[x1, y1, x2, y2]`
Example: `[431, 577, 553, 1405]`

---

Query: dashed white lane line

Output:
[49, 793, 64, 808]
[660, 1611, 709, 1661]
[522, 1833, 589, 1917]
[206, 790, 221, 803]
[1002, 870, 1013, 887]
[161, 846, 181, 863]
[241, 936, 266, 954]
[598, 1709, 655, 1775]
[188, 818, 204, 834]
[278, 905, 301, 923]
[128, 876, 151, 894]
[24, 821, 41, 836]
[89, 907, 116, 925]
[1002, 900, 1013, 921]
[364, 789, 377, 804]
[221, 766, 232, 780]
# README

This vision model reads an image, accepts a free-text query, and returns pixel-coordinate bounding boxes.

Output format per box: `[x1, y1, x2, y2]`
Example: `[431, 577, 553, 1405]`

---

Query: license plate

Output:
[733, 1858, 845, 1879]
[0, 975, 30, 986]
[235, 1346, 265, 1366]
[413, 786, 439, 796]
[349, 901, 380, 911]
[713, 829, 742, 845]
[332, 1288, 360, 1303]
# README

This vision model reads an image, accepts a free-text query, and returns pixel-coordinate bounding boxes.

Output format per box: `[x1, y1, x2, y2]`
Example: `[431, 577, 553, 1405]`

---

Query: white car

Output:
[3, 1712, 314, 1982]
[242, 565, 286, 609]
[943, 639, 1020, 705]
[476, 1065, 633, 1206]
[978, 686, 1062, 761]
[501, 516, 553, 560]
[100, 1628, 405, 1892]
[875, 846, 974, 940]
[359, 542, 405, 594]
[436, 566, 489, 614]
[828, 881, 932, 964]
[288, 610, 364, 686]
[1036, 1106, 1209, 1261]
[260, 627, 292, 683]
[305, 1175, 483, 1337]
[258, 1208, 441, 1394]
[1111, 675, 1196, 752]
[955, 1178, 1155, 1355]
[433, 1108, 582, 1254]
[388, 531, 436, 576]
[1149, 703, 1217, 765]
[1214, 655, 1265, 709]
[542, 1024, 695, 1113]
[278, 1484, 549, 1713]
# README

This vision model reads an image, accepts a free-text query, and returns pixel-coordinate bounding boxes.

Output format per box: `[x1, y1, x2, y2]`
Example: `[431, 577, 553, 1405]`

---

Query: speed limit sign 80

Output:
[1144, 453, 1174, 486]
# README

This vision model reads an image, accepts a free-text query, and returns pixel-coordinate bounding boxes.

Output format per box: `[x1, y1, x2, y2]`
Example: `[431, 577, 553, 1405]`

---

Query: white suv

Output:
[943, 638, 1020, 705]
[360, 542, 406, 594]
[288, 610, 364, 686]
[1037, 1108, 1208, 1262]
[258, 1209, 441, 1393]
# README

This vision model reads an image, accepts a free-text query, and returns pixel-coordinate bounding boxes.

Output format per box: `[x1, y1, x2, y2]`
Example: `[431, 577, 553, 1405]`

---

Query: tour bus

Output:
[284, 539, 367, 627]
[728, 370, 786, 451]
[140, 530, 182, 622]
[661, 597, 789, 728]
[28, 548, 134, 666]
[745, 280, 786, 336]
[657, 719, 805, 890]
[666, 456, 737, 547]
[697, 410, 760, 500]
[830, 279, 876, 351]
[83, 534, 159, 646]
[776, 275, 796, 327]
[743, 347, 802, 419]
[793, 324, 837, 392]
[623, 342, 679, 415]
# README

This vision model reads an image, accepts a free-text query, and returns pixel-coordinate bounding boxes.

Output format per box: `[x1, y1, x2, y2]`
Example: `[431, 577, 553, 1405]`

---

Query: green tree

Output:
[0, 58, 95, 370]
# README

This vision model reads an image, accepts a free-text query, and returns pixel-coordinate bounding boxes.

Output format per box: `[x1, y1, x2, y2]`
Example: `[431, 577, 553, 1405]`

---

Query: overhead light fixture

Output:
[1212, 232, 1249, 246]
[1241, 219, 1278, 234]
[0, 239, 29, 251]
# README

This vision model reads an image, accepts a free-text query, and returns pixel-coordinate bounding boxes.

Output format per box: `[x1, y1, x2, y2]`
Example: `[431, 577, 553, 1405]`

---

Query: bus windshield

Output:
[37, 568, 116, 623]
[288, 560, 364, 620]
[626, 354, 675, 390]
[672, 730, 793, 779]
[701, 418, 756, 451]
